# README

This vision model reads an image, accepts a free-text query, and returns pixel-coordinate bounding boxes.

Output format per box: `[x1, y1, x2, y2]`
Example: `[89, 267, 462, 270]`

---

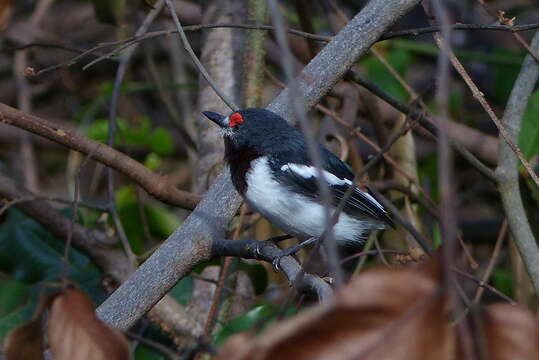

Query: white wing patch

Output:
[280, 163, 352, 186]
[280, 163, 386, 212]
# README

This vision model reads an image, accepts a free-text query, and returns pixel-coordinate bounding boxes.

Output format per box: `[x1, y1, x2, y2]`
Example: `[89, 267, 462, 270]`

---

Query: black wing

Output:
[271, 156, 394, 227]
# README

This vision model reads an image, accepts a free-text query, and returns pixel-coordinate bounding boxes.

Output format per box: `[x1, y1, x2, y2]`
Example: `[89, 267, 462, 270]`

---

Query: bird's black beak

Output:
[202, 111, 228, 128]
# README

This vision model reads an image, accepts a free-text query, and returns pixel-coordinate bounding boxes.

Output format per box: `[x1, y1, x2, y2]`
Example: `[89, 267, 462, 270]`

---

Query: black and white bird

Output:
[203, 108, 394, 251]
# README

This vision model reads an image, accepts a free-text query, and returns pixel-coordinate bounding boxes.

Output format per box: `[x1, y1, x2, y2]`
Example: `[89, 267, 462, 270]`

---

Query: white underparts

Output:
[245, 158, 383, 244]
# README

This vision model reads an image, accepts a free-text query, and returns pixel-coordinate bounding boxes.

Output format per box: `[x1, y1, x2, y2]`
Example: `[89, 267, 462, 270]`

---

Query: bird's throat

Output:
[224, 138, 261, 195]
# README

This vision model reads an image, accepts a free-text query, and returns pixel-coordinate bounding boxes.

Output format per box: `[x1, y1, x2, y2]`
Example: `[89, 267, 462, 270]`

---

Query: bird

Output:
[202, 108, 394, 260]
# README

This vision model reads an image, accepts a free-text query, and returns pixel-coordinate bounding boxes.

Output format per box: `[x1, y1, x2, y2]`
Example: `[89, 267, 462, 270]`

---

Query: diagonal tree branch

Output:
[95, 0, 423, 330]
[0, 104, 201, 209]
[495, 31, 539, 297]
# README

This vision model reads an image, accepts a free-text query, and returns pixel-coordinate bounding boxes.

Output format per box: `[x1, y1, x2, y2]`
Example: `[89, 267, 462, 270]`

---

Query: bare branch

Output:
[26, 22, 539, 76]
[495, 31, 539, 297]
[0, 104, 201, 209]
[212, 238, 332, 301]
[95, 0, 423, 330]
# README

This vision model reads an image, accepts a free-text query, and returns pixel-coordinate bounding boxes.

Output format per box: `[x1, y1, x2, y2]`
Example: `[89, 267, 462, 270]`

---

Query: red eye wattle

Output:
[229, 112, 244, 127]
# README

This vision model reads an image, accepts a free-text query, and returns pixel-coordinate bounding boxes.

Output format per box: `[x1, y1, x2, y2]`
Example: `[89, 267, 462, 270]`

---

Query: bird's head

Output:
[202, 108, 297, 152]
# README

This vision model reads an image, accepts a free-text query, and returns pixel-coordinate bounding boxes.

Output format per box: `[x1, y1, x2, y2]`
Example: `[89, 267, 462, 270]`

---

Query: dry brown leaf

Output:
[4, 290, 57, 360]
[47, 288, 130, 360]
[216, 259, 452, 360]
[0, 0, 12, 31]
[482, 303, 539, 360]
[4, 318, 44, 360]
[217, 256, 539, 360]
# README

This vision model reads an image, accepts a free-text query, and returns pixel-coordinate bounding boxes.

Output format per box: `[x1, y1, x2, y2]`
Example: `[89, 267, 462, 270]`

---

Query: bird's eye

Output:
[229, 112, 244, 127]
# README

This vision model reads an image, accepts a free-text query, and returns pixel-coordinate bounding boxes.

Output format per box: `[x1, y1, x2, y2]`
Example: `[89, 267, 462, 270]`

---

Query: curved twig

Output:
[0, 104, 201, 210]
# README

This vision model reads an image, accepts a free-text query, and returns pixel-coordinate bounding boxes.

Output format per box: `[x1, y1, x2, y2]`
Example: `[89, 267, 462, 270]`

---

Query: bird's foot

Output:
[254, 235, 292, 262]
[271, 237, 320, 271]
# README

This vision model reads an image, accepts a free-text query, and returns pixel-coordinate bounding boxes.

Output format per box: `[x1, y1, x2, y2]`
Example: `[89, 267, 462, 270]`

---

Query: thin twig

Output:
[164, 0, 238, 111]
[346, 70, 497, 182]
[107, 1, 166, 268]
[429, 0, 458, 299]
[341, 249, 409, 266]
[26, 21, 539, 77]
[63, 144, 101, 276]
[430, 28, 539, 188]
[473, 219, 508, 304]
[452, 268, 516, 305]
[268, 0, 343, 286]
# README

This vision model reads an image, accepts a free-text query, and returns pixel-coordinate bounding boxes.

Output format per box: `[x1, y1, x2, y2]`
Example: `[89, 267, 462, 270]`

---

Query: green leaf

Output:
[0, 299, 35, 340]
[169, 277, 194, 306]
[362, 47, 412, 101]
[144, 205, 182, 238]
[519, 91, 539, 160]
[85, 117, 174, 156]
[115, 185, 181, 254]
[134, 344, 166, 360]
[148, 128, 174, 156]
[0, 279, 29, 317]
[213, 304, 274, 346]
[0, 286, 40, 340]
[143, 153, 162, 172]
[115, 185, 144, 254]
[0, 210, 105, 299]
[0, 210, 87, 283]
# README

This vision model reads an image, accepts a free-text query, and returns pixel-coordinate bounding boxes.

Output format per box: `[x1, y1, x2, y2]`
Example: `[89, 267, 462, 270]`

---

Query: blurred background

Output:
[0, 0, 538, 358]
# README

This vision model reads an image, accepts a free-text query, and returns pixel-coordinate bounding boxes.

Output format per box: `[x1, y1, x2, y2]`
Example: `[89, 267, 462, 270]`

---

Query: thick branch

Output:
[95, 0, 422, 330]
[212, 239, 332, 301]
[0, 104, 200, 210]
[495, 31, 539, 297]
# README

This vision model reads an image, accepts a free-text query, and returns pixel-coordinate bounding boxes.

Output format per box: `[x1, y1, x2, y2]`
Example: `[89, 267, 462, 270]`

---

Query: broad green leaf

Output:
[0, 210, 105, 300]
[0, 286, 41, 340]
[0, 299, 35, 340]
[0, 210, 87, 283]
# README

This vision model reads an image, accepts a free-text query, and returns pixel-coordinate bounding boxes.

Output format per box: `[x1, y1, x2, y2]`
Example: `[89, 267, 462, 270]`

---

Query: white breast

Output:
[244, 157, 375, 244]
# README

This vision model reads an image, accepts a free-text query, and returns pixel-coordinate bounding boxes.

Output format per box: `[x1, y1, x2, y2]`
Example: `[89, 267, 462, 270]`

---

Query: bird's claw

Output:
[271, 255, 284, 272]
